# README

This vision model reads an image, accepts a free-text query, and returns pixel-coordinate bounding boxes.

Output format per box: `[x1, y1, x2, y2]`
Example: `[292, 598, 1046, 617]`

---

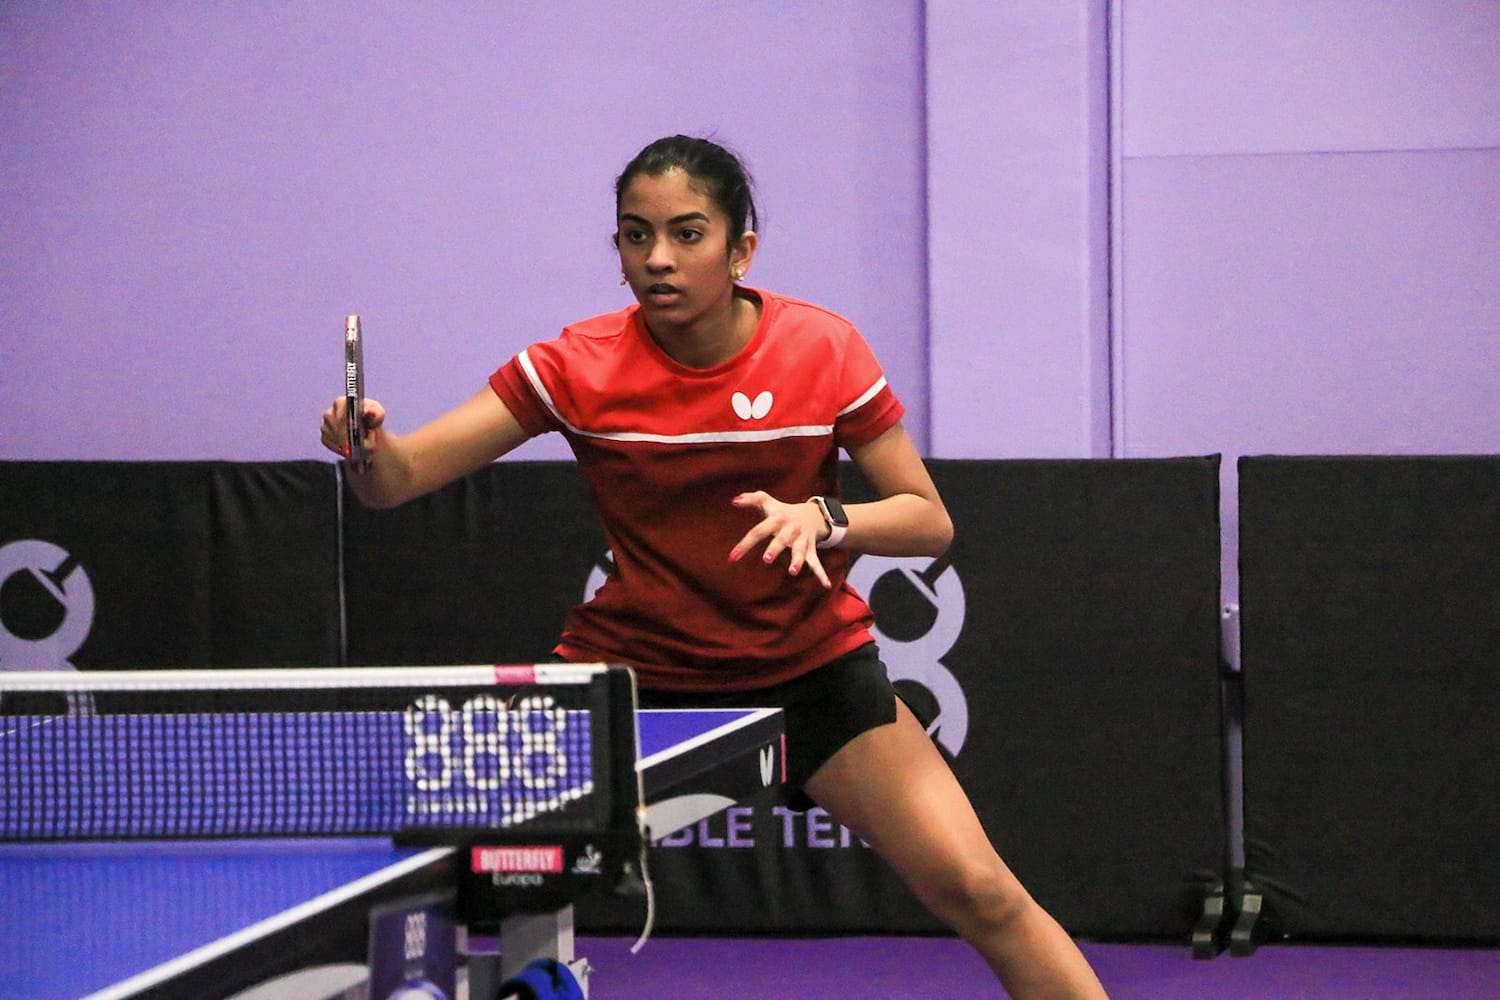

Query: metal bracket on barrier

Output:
[1230, 881, 1270, 957]
[1191, 877, 1228, 959]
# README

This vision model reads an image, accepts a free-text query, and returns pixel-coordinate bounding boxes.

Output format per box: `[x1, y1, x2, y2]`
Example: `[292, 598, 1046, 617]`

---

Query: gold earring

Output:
[620, 274, 628, 286]
[732, 268, 744, 281]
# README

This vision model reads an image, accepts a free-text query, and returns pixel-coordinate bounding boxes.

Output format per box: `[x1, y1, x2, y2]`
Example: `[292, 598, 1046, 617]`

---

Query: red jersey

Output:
[489, 287, 904, 692]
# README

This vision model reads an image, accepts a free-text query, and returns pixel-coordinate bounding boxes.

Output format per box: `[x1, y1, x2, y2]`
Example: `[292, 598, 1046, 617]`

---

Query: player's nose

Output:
[644, 243, 675, 272]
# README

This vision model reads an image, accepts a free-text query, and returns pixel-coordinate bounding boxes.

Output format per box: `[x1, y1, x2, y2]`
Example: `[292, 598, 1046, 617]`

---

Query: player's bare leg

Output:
[804, 700, 1108, 999]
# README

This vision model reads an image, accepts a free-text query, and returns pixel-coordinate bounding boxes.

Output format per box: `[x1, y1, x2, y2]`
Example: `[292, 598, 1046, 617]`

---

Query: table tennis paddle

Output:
[344, 315, 369, 469]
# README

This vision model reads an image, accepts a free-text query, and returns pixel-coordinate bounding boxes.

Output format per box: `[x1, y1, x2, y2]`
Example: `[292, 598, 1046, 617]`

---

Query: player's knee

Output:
[919, 856, 1031, 936]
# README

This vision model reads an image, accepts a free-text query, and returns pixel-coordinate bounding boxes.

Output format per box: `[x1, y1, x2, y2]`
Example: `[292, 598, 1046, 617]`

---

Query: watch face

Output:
[821, 496, 849, 527]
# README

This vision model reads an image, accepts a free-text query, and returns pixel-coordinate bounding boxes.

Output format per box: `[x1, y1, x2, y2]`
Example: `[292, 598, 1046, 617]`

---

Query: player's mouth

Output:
[644, 282, 683, 305]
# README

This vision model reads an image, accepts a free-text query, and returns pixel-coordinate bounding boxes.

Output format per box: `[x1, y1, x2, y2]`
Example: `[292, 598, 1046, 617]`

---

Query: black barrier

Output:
[339, 462, 605, 666]
[1238, 456, 1500, 945]
[1, 458, 1225, 941]
[930, 457, 1225, 939]
[0, 462, 339, 670]
[580, 457, 1227, 940]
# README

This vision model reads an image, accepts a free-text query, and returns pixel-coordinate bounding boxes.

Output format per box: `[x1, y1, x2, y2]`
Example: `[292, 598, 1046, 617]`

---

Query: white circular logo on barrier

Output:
[583, 550, 615, 604]
[0, 539, 94, 671]
[847, 555, 970, 758]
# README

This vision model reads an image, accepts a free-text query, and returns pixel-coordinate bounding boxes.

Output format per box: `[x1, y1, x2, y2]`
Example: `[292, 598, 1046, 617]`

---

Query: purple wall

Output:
[1115, 0, 1500, 599]
[926, 1, 1112, 458]
[3, 1, 1497, 525]
[0, 2, 926, 462]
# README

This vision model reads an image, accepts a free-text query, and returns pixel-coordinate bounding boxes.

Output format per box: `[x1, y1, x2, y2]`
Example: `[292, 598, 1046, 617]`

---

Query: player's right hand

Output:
[320, 397, 386, 462]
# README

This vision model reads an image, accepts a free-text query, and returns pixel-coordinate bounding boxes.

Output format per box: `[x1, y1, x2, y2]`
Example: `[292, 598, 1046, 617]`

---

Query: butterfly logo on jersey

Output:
[731, 390, 773, 420]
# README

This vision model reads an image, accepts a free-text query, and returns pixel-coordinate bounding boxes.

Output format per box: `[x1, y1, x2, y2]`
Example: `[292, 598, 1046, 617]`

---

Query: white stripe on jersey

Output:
[839, 376, 888, 417]
[517, 348, 563, 419]
[517, 347, 884, 446]
[579, 424, 831, 445]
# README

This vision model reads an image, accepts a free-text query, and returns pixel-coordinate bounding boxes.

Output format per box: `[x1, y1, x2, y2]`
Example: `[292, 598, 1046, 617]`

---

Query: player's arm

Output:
[839, 421, 953, 558]
[321, 387, 529, 509]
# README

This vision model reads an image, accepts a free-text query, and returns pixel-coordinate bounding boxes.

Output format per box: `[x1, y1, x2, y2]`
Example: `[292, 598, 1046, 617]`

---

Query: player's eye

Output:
[677, 228, 702, 243]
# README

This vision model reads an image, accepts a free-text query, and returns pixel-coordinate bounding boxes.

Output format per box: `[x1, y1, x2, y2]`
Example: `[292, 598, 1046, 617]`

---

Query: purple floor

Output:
[576, 936, 1500, 998]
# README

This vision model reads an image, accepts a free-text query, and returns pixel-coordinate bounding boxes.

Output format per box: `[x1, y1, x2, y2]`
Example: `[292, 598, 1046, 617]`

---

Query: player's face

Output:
[615, 169, 751, 335]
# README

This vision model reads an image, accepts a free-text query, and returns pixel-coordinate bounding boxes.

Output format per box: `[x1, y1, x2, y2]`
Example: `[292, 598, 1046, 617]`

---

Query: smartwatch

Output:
[810, 495, 848, 550]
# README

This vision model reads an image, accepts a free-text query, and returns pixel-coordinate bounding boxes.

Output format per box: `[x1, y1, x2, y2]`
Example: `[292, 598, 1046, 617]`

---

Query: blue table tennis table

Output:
[0, 707, 784, 1000]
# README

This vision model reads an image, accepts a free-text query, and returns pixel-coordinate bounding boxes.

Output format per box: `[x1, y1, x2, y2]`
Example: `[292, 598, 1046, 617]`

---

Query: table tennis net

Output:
[0, 664, 641, 842]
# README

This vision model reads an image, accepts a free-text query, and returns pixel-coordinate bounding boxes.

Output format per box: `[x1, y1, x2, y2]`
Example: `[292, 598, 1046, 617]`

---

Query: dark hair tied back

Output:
[615, 135, 759, 245]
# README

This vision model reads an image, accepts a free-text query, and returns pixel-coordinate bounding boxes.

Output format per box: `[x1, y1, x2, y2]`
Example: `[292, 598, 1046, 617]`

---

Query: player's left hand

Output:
[727, 491, 832, 589]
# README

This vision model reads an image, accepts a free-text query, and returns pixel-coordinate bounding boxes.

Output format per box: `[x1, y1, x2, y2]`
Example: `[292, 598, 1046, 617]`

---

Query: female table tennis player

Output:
[320, 135, 1107, 998]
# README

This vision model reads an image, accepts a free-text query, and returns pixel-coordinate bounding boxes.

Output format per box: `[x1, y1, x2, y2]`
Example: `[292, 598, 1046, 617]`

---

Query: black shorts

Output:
[635, 642, 899, 804]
